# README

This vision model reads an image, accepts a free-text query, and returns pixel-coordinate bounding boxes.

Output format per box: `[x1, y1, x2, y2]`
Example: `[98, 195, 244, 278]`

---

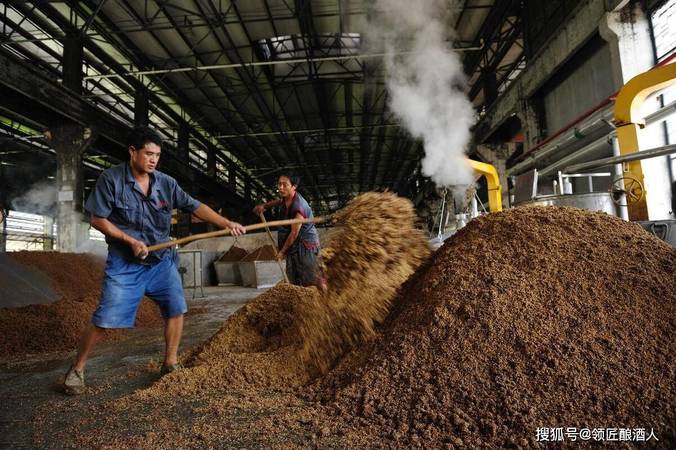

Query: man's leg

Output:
[163, 314, 184, 367]
[64, 324, 105, 394]
[146, 256, 188, 371]
[64, 254, 145, 394]
[73, 324, 105, 371]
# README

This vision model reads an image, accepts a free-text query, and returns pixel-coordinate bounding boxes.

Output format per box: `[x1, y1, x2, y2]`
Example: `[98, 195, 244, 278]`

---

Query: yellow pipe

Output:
[468, 159, 502, 212]
[613, 62, 676, 220]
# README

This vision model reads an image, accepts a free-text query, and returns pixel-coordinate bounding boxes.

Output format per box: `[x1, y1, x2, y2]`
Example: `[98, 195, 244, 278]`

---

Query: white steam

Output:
[10, 181, 57, 215]
[369, 0, 475, 188]
[10, 182, 106, 257]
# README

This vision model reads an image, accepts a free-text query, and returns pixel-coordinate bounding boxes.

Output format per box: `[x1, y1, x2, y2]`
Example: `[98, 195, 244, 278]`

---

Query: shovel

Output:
[146, 216, 330, 252]
[258, 212, 290, 283]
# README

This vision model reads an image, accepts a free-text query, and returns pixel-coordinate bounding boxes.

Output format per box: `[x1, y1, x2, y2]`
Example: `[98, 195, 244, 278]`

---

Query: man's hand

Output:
[227, 221, 246, 237]
[253, 204, 265, 215]
[275, 250, 285, 261]
[129, 238, 149, 259]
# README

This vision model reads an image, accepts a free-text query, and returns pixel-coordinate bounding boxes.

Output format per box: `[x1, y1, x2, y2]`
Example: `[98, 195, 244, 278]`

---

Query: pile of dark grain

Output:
[217, 245, 248, 262]
[311, 206, 676, 448]
[240, 244, 277, 261]
[0, 252, 162, 357]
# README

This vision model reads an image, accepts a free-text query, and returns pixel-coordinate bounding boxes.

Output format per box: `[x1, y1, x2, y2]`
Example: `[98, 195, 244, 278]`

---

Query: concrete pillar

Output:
[49, 124, 95, 252]
[599, 4, 654, 90]
[178, 121, 190, 162]
[600, 3, 672, 220]
[62, 33, 83, 94]
[134, 87, 150, 127]
[43, 216, 54, 250]
[515, 99, 542, 152]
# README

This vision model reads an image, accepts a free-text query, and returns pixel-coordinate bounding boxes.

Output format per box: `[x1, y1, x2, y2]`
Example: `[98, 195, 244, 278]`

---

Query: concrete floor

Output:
[0, 285, 265, 449]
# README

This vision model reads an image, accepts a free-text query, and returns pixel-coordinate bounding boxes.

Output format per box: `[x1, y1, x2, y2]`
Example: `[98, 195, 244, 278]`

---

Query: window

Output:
[650, 0, 676, 62]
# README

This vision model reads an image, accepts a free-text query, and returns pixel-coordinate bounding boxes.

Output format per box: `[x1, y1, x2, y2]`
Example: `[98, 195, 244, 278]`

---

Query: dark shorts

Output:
[286, 245, 321, 286]
[91, 252, 187, 328]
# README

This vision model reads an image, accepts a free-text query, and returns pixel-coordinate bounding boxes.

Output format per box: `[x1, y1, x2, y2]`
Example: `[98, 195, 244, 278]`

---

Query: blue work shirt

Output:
[277, 192, 320, 254]
[85, 163, 201, 263]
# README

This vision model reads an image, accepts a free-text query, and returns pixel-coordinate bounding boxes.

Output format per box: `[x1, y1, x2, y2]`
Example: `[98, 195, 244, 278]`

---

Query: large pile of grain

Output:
[311, 206, 675, 447]
[0, 252, 162, 357]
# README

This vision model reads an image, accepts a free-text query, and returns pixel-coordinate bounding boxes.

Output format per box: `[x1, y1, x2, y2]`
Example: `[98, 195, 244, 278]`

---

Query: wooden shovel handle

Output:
[146, 216, 329, 252]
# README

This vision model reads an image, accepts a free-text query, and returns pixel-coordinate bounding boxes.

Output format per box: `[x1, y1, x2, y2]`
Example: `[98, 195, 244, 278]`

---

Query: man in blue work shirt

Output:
[254, 174, 324, 289]
[63, 126, 245, 395]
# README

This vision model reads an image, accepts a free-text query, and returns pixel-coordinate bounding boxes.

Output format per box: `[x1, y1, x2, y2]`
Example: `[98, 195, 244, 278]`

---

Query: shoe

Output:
[160, 362, 184, 376]
[63, 366, 85, 395]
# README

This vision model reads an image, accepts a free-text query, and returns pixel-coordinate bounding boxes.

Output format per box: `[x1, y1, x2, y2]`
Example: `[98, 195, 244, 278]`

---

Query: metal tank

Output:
[516, 192, 617, 216]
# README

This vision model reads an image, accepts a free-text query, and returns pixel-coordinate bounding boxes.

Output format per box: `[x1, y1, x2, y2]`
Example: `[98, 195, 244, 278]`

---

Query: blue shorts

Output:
[91, 252, 187, 328]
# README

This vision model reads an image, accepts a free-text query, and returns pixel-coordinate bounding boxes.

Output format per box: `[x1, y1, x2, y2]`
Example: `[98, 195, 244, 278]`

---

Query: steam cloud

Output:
[10, 182, 106, 257]
[10, 181, 57, 215]
[368, 0, 475, 188]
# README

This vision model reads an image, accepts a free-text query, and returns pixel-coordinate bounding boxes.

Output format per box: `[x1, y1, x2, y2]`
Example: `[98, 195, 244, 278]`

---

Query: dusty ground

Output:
[0, 286, 260, 449]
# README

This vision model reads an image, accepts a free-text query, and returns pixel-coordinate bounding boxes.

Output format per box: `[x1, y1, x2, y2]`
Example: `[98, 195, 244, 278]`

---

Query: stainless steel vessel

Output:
[516, 192, 617, 216]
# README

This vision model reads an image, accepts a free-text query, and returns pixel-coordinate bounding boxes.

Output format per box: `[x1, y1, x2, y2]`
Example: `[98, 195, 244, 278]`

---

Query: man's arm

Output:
[91, 216, 149, 259]
[276, 212, 303, 260]
[192, 203, 246, 236]
[253, 198, 283, 215]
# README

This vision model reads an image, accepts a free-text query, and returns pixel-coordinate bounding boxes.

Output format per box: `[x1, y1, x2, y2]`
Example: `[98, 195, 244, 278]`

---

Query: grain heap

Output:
[240, 244, 277, 261]
[312, 206, 676, 448]
[0, 252, 162, 357]
[139, 283, 319, 397]
[297, 192, 431, 373]
[217, 245, 248, 262]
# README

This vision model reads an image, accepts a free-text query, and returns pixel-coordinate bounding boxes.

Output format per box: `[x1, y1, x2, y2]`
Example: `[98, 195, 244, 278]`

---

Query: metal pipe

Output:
[564, 143, 676, 173]
[437, 189, 446, 240]
[611, 135, 629, 221]
[643, 99, 676, 124]
[510, 97, 676, 178]
[467, 159, 502, 212]
[536, 135, 612, 177]
[214, 123, 400, 139]
[83, 45, 485, 81]
[507, 114, 613, 176]
[470, 196, 478, 218]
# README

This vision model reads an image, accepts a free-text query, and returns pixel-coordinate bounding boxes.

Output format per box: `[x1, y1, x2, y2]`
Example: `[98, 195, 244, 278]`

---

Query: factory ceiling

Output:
[0, 0, 578, 215]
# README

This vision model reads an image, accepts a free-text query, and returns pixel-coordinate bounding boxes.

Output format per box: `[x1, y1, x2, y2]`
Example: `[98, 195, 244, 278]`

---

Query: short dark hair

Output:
[279, 173, 300, 187]
[126, 126, 163, 150]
